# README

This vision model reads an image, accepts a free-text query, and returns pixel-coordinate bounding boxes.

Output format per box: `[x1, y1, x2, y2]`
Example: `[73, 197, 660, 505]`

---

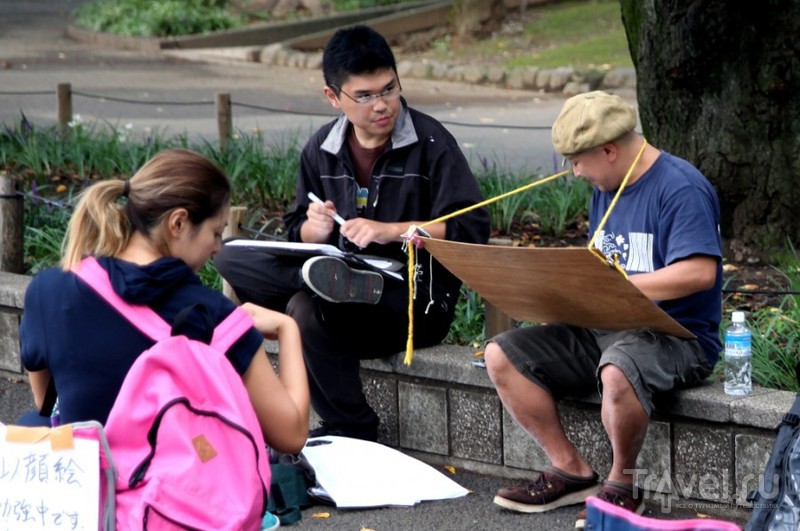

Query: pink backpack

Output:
[74, 257, 271, 530]
[584, 496, 741, 530]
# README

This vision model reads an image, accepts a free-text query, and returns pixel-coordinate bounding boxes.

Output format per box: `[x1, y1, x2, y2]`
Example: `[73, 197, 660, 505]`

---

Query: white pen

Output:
[307, 191, 347, 226]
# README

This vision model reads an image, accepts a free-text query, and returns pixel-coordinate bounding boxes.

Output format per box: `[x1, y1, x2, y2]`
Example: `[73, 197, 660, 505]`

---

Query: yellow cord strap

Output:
[586, 139, 648, 277]
[402, 169, 571, 365]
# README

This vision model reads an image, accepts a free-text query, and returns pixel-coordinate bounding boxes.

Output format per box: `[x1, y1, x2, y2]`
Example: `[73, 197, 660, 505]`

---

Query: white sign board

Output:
[0, 425, 100, 531]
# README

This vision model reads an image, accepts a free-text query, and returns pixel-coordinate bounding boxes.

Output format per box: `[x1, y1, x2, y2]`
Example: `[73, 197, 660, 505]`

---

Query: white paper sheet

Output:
[302, 436, 470, 508]
[225, 240, 403, 280]
[226, 239, 345, 256]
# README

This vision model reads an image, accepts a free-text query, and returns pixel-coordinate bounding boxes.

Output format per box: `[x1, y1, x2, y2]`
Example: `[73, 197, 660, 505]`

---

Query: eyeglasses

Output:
[330, 84, 402, 105]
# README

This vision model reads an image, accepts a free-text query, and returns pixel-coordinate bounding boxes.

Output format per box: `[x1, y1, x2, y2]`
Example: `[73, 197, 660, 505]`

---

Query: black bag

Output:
[266, 449, 319, 525]
[745, 362, 800, 530]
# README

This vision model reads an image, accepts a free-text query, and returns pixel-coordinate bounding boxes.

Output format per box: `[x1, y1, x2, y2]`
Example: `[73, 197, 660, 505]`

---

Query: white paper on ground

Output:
[302, 435, 470, 508]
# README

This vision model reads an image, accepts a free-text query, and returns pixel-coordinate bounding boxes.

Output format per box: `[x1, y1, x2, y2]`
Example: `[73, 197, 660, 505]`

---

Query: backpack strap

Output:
[211, 307, 256, 353]
[74, 256, 171, 341]
[73, 257, 253, 352]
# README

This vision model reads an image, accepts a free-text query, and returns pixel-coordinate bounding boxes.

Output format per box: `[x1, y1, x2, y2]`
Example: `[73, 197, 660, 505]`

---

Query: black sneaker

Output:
[301, 256, 383, 304]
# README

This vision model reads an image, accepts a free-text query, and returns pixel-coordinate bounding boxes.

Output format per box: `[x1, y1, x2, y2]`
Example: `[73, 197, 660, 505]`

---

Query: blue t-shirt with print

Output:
[589, 151, 723, 364]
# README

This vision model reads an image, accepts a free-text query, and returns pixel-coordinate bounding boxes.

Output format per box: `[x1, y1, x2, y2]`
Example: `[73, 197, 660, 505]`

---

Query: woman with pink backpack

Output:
[18, 148, 309, 530]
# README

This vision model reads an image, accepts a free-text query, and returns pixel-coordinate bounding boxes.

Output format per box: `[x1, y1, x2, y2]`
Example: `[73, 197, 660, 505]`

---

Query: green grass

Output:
[74, 0, 421, 38]
[514, 0, 631, 69]
[434, 0, 633, 70]
[508, 33, 633, 70]
[74, 0, 242, 38]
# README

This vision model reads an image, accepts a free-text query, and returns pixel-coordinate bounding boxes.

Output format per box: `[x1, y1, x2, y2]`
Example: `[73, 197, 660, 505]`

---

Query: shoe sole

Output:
[301, 256, 383, 304]
[493, 484, 600, 513]
[574, 499, 645, 529]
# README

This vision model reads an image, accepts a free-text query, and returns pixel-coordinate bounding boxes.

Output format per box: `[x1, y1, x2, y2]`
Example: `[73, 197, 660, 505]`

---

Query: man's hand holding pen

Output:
[303, 192, 340, 243]
[305, 191, 415, 248]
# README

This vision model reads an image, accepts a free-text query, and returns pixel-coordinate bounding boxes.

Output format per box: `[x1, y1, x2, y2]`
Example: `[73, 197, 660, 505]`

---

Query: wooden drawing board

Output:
[421, 238, 694, 339]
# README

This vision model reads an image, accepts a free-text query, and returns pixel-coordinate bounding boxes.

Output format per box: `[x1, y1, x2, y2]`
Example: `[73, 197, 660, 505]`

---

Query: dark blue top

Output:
[590, 152, 723, 364]
[20, 256, 265, 425]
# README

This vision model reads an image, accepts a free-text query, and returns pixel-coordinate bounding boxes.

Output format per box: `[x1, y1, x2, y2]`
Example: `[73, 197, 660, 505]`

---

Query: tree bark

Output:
[619, 0, 800, 261]
[451, 0, 505, 47]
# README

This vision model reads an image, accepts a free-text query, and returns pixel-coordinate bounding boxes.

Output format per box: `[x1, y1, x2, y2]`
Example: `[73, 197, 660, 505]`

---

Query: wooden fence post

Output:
[216, 92, 232, 152]
[0, 174, 24, 274]
[221, 206, 247, 302]
[57, 83, 72, 132]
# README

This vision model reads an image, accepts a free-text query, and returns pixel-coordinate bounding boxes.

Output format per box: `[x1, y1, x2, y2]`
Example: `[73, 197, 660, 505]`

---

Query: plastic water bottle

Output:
[724, 311, 752, 396]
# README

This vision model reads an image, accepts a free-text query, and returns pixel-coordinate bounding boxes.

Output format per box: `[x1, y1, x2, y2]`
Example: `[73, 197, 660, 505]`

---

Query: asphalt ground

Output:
[0, 3, 742, 530]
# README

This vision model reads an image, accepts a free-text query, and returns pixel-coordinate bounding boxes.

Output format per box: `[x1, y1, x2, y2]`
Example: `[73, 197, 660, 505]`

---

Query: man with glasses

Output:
[215, 25, 490, 442]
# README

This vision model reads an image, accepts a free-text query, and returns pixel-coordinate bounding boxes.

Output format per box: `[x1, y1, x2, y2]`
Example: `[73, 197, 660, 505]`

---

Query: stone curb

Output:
[166, 44, 637, 95]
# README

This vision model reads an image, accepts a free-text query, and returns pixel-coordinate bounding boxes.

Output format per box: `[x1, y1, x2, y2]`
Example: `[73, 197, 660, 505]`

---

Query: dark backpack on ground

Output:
[266, 449, 319, 525]
[744, 362, 800, 530]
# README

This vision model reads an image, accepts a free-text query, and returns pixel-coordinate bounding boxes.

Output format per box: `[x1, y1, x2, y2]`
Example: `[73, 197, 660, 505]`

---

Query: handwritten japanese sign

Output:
[0, 425, 99, 530]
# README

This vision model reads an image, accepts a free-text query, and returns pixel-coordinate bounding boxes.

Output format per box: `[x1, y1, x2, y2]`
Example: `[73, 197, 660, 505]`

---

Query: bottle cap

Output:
[732, 311, 745, 323]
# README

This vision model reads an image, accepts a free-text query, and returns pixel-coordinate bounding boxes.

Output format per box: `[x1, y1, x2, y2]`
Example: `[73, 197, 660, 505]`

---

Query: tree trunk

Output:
[451, 0, 505, 47]
[619, 0, 800, 261]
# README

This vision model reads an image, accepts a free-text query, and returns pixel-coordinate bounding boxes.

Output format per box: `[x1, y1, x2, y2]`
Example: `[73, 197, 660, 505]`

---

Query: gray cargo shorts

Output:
[489, 325, 712, 415]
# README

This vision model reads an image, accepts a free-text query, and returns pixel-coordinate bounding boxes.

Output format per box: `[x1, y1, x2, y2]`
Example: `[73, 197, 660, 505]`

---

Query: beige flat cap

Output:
[551, 91, 637, 156]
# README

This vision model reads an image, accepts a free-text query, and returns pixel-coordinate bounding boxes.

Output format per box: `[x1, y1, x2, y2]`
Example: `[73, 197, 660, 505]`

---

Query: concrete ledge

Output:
[0, 271, 29, 377]
[365, 347, 795, 430]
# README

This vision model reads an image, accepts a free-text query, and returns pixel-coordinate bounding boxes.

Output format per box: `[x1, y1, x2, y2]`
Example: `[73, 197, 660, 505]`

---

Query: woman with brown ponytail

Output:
[18, 148, 309, 455]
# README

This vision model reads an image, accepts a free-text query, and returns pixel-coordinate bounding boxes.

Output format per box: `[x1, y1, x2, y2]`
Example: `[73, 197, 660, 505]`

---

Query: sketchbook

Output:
[420, 238, 694, 338]
[224, 239, 404, 280]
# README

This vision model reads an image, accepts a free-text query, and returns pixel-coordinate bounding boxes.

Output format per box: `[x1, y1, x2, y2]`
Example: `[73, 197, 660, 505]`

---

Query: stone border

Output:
[255, 44, 637, 94]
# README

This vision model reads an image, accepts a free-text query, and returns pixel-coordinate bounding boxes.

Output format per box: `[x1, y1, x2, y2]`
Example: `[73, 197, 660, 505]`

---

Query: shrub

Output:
[74, 0, 241, 38]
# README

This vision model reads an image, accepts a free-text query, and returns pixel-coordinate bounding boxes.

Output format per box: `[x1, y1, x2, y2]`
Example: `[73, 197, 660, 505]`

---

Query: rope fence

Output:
[0, 82, 552, 143]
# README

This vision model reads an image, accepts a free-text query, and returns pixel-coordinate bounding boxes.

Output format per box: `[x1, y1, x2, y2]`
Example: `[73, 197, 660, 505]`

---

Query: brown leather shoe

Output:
[493, 468, 600, 513]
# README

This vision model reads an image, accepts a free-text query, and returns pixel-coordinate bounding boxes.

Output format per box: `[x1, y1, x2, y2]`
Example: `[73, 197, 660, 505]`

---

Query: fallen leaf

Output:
[312, 512, 330, 519]
[741, 284, 760, 291]
[722, 264, 739, 273]
[474, 351, 484, 358]
[56, 184, 67, 193]
[444, 465, 456, 474]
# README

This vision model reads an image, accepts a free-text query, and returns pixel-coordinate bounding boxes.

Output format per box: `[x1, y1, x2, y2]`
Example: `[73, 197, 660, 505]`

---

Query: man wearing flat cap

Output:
[484, 91, 723, 527]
